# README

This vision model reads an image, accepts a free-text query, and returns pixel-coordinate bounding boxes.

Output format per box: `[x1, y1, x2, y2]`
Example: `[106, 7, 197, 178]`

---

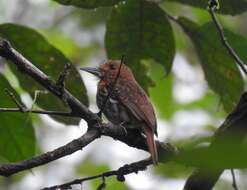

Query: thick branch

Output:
[184, 91, 247, 190]
[183, 2, 247, 189]
[183, 170, 222, 190]
[0, 39, 176, 176]
[0, 39, 99, 124]
[164, 4, 247, 190]
[0, 129, 100, 177]
[0, 121, 175, 177]
[1, 37, 247, 190]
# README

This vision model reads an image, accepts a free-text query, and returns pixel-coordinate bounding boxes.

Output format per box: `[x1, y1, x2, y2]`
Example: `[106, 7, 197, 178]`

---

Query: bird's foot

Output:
[119, 122, 128, 136]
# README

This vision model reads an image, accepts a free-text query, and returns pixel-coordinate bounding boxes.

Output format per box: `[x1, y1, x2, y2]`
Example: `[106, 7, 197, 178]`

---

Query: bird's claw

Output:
[119, 122, 128, 136]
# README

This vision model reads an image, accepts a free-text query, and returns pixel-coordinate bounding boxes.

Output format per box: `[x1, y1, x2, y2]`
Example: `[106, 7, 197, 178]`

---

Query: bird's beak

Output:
[80, 67, 102, 78]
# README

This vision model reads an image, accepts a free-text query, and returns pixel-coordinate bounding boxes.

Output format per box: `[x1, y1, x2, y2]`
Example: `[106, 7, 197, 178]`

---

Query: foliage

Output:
[0, 76, 35, 162]
[0, 23, 88, 125]
[105, 0, 175, 90]
[0, 0, 247, 189]
[178, 18, 244, 112]
[166, 0, 247, 15]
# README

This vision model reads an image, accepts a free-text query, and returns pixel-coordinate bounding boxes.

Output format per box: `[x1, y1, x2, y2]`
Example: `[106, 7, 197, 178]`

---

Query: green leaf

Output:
[105, 0, 175, 91]
[155, 162, 193, 178]
[131, 59, 154, 92]
[43, 30, 99, 63]
[149, 64, 177, 119]
[149, 62, 223, 120]
[178, 17, 244, 112]
[75, 7, 112, 28]
[0, 76, 35, 162]
[0, 23, 88, 125]
[52, 0, 122, 9]
[166, 0, 247, 15]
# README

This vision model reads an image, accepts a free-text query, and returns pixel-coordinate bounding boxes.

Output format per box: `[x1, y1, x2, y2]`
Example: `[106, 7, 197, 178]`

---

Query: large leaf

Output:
[155, 162, 193, 178]
[105, 0, 175, 91]
[0, 75, 35, 162]
[75, 7, 112, 28]
[149, 63, 223, 120]
[0, 23, 88, 125]
[52, 0, 122, 9]
[166, 0, 247, 15]
[149, 64, 176, 119]
[178, 17, 244, 112]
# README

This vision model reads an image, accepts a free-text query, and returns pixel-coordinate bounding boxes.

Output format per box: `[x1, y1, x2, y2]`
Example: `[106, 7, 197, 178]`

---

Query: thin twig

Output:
[2, 88, 75, 117]
[208, 1, 247, 76]
[4, 88, 26, 111]
[164, 5, 247, 76]
[56, 63, 71, 90]
[230, 169, 239, 190]
[0, 108, 75, 117]
[42, 158, 151, 190]
[98, 55, 125, 116]
[97, 176, 106, 190]
[164, 11, 179, 23]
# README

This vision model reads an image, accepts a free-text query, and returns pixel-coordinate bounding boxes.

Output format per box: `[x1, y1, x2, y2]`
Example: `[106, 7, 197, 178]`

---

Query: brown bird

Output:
[80, 60, 158, 164]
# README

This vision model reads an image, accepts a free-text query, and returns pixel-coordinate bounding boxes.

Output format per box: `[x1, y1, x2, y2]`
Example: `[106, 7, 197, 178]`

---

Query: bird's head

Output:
[80, 60, 134, 83]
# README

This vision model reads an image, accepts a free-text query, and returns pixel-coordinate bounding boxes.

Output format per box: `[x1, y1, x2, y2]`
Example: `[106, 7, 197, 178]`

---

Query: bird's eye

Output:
[109, 64, 116, 70]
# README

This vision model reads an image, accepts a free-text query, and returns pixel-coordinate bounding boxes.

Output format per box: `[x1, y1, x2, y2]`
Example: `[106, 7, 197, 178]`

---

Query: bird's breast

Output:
[96, 86, 141, 128]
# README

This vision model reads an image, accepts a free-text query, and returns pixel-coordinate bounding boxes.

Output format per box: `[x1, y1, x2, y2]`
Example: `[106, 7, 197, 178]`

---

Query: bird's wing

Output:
[115, 80, 157, 135]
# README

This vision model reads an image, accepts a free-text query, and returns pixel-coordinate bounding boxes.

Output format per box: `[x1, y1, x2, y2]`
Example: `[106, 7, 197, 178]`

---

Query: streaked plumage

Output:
[81, 60, 158, 164]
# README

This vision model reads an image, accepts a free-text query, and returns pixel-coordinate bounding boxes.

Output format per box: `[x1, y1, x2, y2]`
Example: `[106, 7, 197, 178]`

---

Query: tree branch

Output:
[208, 1, 247, 75]
[164, 7, 247, 76]
[2, 88, 76, 117]
[183, 169, 222, 190]
[55, 63, 71, 90]
[0, 129, 100, 177]
[0, 38, 177, 177]
[0, 39, 99, 123]
[183, 2, 247, 189]
[0, 119, 176, 177]
[231, 169, 238, 190]
[42, 158, 152, 190]
[164, 3, 247, 189]
[1, 37, 247, 190]
[0, 107, 75, 117]
[4, 88, 26, 111]
[183, 92, 247, 190]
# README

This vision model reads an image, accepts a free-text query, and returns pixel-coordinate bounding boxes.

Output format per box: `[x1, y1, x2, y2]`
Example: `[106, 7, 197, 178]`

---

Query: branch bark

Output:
[183, 92, 247, 190]
[1, 37, 247, 190]
[183, 2, 247, 189]
[0, 129, 100, 177]
[42, 158, 152, 190]
[208, 2, 247, 76]
[0, 39, 99, 124]
[0, 108, 76, 117]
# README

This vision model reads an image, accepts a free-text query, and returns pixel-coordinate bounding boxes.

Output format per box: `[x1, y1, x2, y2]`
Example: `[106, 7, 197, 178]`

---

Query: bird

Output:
[80, 60, 158, 164]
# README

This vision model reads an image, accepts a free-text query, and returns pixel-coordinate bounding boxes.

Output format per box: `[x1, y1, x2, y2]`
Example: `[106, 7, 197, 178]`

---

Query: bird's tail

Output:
[143, 127, 158, 165]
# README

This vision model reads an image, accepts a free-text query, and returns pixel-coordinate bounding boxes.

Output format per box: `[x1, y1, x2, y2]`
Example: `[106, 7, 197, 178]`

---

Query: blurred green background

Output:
[0, 0, 246, 189]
